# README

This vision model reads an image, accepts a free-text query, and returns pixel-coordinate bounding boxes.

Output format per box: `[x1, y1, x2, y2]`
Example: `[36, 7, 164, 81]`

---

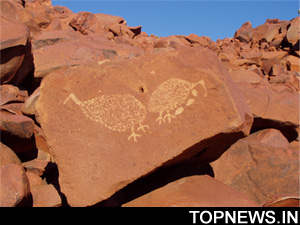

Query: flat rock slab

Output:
[235, 81, 299, 126]
[124, 175, 258, 207]
[36, 47, 252, 206]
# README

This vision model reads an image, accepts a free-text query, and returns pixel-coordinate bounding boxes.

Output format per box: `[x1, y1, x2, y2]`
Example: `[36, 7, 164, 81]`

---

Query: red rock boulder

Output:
[234, 21, 253, 43]
[0, 16, 29, 83]
[0, 85, 28, 106]
[0, 142, 22, 166]
[212, 129, 299, 204]
[31, 184, 62, 207]
[36, 47, 253, 206]
[0, 164, 30, 206]
[286, 17, 300, 48]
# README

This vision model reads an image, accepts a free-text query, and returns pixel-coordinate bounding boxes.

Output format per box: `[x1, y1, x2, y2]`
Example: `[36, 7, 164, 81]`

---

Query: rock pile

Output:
[0, 0, 299, 207]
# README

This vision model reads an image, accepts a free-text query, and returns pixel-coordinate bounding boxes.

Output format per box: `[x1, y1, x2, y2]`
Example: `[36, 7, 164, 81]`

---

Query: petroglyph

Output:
[148, 78, 207, 124]
[63, 93, 149, 142]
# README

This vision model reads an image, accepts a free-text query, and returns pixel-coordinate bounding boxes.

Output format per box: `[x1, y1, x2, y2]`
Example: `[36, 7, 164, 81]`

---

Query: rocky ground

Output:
[0, 0, 299, 207]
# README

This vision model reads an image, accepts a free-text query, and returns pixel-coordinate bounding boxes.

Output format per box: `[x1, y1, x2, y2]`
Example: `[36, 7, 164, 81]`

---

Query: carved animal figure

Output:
[148, 78, 207, 124]
[63, 92, 149, 142]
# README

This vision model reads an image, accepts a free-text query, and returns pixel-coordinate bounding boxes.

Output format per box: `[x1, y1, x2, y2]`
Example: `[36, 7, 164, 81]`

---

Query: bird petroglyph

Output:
[148, 78, 207, 124]
[63, 93, 149, 142]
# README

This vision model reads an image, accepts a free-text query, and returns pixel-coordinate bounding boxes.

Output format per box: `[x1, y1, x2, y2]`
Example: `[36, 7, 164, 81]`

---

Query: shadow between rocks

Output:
[92, 131, 245, 207]
[93, 163, 214, 207]
[16, 193, 33, 207]
[1, 130, 38, 162]
[0, 45, 25, 65]
[42, 162, 70, 207]
[250, 117, 298, 142]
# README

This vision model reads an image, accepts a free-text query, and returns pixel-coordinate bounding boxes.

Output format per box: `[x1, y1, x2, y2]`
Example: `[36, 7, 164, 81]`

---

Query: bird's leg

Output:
[137, 122, 149, 133]
[163, 110, 176, 123]
[156, 111, 164, 125]
[63, 93, 82, 105]
[128, 126, 141, 143]
[193, 80, 207, 97]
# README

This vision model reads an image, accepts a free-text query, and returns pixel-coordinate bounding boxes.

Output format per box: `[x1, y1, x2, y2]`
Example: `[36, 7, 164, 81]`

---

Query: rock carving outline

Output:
[148, 78, 207, 124]
[63, 77, 207, 142]
[63, 92, 149, 142]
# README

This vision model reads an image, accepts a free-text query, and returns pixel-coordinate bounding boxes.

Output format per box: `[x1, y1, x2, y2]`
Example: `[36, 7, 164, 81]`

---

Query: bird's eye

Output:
[139, 86, 145, 93]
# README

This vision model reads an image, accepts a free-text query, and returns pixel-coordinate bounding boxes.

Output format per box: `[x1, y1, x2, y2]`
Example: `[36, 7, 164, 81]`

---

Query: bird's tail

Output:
[63, 93, 83, 105]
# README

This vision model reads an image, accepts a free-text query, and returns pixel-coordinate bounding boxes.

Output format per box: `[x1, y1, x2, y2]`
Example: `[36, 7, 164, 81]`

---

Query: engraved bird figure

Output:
[148, 78, 207, 124]
[63, 92, 149, 142]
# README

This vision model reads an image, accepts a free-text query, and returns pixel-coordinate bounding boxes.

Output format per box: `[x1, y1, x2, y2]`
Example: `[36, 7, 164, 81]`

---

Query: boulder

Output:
[0, 142, 21, 166]
[252, 21, 281, 43]
[68, 12, 125, 36]
[153, 36, 191, 49]
[31, 184, 62, 207]
[0, 85, 28, 106]
[0, 16, 29, 83]
[26, 169, 46, 188]
[0, 163, 30, 206]
[23, 159, 49, 176]
[124, 175, 258, 207]
[1, 102, 24, 115]
[95, 13, 125, 26]
[50, 6, 73, 19]
[260, 51, 288, 75]
[108, 23, 135, 39]
[0, 110, 34, 138]
[211, 129, 299, 204]
[36, 47, 253, 206]
[286, 17, 300, 47]
[185, 34, 217, 50]
[68, 11, 98, 35]
[285, 55, 300, 72]
[233, 76, 299, 127]
[234, 21, 253, 43]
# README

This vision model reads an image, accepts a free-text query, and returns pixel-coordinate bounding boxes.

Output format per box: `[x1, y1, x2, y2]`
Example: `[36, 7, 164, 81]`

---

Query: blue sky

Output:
[52, 1, 299, 41]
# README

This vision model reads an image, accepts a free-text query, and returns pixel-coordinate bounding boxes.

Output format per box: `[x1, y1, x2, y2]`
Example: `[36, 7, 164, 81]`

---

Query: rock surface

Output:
[0, 110, 35, 138]
[0, 0, 298, 207]
[31, 184, 61, 207]
[0, 15, 29, 83]
[0, 142, 22, 166]
[36, 47, 253, 206]
[0, 85, 28, 106]
[0, 164, 30, 206]
[211, 129, 299, 204]
[124, 175, 259, 207]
